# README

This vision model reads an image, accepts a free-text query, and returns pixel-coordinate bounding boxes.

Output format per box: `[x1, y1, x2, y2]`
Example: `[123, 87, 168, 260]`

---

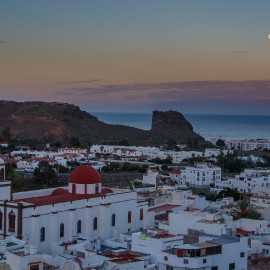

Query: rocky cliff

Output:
[0, 101, 207, 147]
[151, 110, 203, 142]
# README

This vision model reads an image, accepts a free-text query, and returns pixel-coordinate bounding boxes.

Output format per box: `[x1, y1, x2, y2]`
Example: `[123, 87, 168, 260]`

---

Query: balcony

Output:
[165, 242, 222, 258]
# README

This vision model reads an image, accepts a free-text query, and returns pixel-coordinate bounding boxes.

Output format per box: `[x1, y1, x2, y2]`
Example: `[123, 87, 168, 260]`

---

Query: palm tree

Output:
[231, 196, 261, 220]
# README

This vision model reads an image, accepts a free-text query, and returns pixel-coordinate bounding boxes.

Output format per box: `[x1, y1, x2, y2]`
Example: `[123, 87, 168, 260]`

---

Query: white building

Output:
[0, 142, 9, 148]
[232, 218, 270, 236]
[204, 148, 231, 157]
[158, 235, 248, 270]
[0, 158, 6, 181]
[0, 235, 81, 270]
[132, 228, 183, 264]
[169, 168, 182, 183]
[89, 145, 204, 163]
[143, 168, 159, 187]
[159, 208, 233, 236]
[170, 164, 221, 188]
[159, 151, 203, 163]
[225, 139, 270, 151]
[171, 190, 210, 210]
[16, 157, 58, 171]
[215, 168, 270, 194]
[58, 147, 88, 154]
[0, 164, 147, 254]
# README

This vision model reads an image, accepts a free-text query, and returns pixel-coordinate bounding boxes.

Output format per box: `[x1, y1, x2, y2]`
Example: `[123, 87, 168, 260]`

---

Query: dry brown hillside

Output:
[0, 100, 207, 147]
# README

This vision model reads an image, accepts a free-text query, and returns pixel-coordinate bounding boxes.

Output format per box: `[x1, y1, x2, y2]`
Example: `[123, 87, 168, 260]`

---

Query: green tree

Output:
[122, 163, 138, 171]
[101, 165, 109, 172]
[216, 139, 225, 148]
[161, 164, 169, 171]
[231, 197, 261, 220]
[164, 155, 173, 164]
[66, 161, 80, 168]
[218, 188, 241, 201]
[53, 164, 68, 173]
[33, 161, 56, 186]
[216, 153, 250, 173]
[5, 162, 17, 179]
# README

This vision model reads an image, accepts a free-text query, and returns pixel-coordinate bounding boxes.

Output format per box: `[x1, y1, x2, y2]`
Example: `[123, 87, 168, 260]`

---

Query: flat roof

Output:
[149, 204, 180, 212]
[192, 242, 221, 248]
[13, 188, 113, 206]
[208, 237, 239, 245]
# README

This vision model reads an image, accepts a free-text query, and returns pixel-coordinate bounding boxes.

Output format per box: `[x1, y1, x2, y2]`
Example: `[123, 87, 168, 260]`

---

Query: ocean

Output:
[91, 113, 270, 141]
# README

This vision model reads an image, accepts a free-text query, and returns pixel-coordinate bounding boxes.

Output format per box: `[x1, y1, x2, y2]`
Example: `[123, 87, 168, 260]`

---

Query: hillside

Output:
[0, 100, 207, 147]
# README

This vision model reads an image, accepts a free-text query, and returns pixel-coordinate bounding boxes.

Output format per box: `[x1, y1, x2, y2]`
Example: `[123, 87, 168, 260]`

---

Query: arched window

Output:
[0, 211, 3, 230]
[128, 211, 132, 224]
[112, 214, 116, 227]
[140, 208, 144, 221]
[95, 184, 99, 194]
[77, 220, 82, 234]
[8, 211, 16, 232]
[93, 217, 97, 230]
[72, 184, 76, 194]
[60, 223, 64, 237]
[0, 168, 4, 181]
[40, 227, 45, 242]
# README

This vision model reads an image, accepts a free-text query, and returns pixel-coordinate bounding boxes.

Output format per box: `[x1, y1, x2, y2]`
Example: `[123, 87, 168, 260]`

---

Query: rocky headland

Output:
[0, 100, 208, 147]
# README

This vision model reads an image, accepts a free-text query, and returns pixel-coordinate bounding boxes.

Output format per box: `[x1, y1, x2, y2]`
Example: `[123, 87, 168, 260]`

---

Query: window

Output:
[93, 217, 97, 230]
[29, 265, 39, 270]
[164, 256, 168, 261]
[0, 168, 4, 181]
[184, 259, 189, 264]
[77, 220, 81, 234]
[240, 252, 245, 257]
[40, 227, 45, 242]
[128, 211, 132, 224]
[212, 267, 218, 270]
[140, 208, 144, 221]
[77, 251, 85, 258]
[112, 214, 116, 227]
[203, 258, 207, 263]
[0, 211, 2, 230]
[8, 211, 16, 232]
[60, 223, 64, 237]
[229, 263, 235, 270]
[95, 184, 99, 194]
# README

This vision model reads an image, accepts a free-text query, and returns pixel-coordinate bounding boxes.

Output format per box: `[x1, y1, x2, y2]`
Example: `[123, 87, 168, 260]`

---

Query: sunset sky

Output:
[1, 1, 270, 114]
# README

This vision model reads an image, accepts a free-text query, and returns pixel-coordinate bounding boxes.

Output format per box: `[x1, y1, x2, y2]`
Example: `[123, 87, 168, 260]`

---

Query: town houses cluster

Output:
[1, 145, 229, 170]
[0, 142, 270, 269]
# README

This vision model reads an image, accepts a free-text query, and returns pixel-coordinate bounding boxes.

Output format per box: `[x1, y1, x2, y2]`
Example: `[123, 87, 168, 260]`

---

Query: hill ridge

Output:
[0, 100, 206, 147]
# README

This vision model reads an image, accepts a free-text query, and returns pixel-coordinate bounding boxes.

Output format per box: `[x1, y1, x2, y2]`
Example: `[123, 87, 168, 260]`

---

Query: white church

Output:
[0, 158, 148, 254]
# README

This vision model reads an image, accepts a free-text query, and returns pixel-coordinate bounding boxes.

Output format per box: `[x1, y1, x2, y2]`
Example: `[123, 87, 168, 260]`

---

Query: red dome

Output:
[69, 165, 101, 185]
